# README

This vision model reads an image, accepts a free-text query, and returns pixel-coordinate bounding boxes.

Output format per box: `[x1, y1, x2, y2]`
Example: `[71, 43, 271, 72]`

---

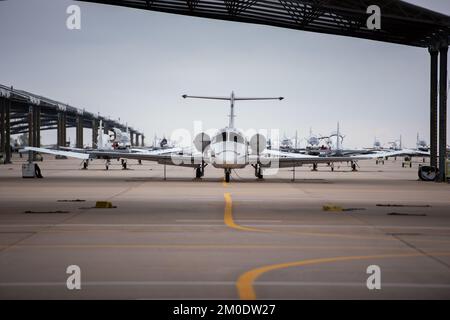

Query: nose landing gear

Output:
[224, 168, 231, 182]
[252, 163, 263, 179]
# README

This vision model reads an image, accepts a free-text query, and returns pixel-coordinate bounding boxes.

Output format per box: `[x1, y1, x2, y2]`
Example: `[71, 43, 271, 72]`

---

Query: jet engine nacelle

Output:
[193, 132, 211, 153]
[249, 133, 267, 155]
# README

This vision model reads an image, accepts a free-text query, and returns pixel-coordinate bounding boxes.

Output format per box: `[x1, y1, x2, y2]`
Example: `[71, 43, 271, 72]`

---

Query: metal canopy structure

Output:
[80, 0, 450, 181]
[80, 0, 450, 47]
[0, 84, 145, 164]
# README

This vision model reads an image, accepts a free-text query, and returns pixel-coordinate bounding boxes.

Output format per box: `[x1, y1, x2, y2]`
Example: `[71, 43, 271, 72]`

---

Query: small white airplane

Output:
[23, 92, 406, 182]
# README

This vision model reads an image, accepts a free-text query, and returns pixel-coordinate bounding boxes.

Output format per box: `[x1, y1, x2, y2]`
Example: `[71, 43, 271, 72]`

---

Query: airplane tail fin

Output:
[182, 91, 283, 128]
[97, 120, 103, 149]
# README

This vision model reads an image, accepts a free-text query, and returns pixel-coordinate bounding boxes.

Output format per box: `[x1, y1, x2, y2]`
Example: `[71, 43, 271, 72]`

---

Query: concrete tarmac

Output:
[0, 154, 450, 299]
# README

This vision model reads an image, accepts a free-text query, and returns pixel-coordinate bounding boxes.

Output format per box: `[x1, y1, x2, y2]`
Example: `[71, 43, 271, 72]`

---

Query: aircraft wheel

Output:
[83, 161, 88, 170]
[122, 162, 127, 170]
[418, 166, 438, 181]
[196, 167, 202, 179]
[225, 171, 230, 183]
[257, 166, 263, 179]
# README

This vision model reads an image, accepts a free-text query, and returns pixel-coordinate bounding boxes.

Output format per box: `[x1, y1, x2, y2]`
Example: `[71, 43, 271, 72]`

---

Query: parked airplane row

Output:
[21, 92, 432, 182]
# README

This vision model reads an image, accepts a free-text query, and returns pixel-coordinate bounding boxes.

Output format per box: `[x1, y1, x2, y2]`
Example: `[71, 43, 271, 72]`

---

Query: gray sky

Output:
[0, 0, 449, 148]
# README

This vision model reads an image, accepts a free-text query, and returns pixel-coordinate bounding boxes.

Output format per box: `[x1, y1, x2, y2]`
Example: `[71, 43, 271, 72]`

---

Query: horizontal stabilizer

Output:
[182, 95, 283, 101]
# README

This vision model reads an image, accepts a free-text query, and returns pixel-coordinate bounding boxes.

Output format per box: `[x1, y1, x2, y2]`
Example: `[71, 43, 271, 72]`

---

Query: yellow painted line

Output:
[224, 193, 272, 233]
[221, 194, 450, 243]
[222, 194, 399, 241]
[236, 252, 450, 300]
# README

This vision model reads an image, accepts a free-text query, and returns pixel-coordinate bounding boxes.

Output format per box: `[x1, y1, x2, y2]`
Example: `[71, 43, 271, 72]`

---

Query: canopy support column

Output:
[438, 45, 448, 182]
[429, 47, 438, 170]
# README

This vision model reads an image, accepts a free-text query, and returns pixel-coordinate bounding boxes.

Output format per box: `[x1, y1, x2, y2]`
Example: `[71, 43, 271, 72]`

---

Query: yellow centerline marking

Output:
[224, 193, 272, 233]
[222, 193, 408, 241]
[236, 252, 450, 300]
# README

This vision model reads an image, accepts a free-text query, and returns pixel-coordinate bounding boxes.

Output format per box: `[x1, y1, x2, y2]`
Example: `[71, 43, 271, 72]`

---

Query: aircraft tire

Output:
[418, 166, 438, 181]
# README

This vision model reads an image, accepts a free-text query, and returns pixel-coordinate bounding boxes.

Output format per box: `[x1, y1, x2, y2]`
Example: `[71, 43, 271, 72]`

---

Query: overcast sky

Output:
[0, 0, 449, 148]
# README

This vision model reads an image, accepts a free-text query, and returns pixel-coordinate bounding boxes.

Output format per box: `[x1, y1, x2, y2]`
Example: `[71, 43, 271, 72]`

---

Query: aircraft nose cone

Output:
[224, 151, 247, 166]
[223, 151, 237, 165]
[214, 151, 244, 166]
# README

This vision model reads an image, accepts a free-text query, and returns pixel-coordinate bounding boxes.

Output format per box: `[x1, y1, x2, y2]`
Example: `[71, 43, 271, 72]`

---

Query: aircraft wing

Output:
[60, 146, 87, 152]
[130, 147, 182, 155]
[22, 147, 201, 168]
[372, 149, 430, 157]
[257, 149, 411, 168]
[85, 149, 201, 167]
[21, 147, 90, 160]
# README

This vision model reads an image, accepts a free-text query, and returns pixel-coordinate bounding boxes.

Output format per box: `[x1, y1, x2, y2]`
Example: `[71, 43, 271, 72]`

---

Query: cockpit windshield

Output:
[213, 131, 245, 144]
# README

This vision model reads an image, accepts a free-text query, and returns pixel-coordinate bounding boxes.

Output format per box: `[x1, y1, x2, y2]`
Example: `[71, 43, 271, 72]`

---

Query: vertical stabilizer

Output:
[98, 120, 103, 149]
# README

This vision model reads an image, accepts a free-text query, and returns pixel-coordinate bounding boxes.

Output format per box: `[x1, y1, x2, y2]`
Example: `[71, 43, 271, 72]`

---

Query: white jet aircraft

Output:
[23, 92, 403, 182]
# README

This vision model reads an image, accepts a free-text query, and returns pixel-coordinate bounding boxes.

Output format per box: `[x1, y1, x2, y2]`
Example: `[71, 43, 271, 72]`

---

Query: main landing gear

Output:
[121, 159, 128, 170]
[251, 163, 263, 179]
[312, 163, 318, 171]
[351, 161, 357, 172]
[195, 162, 206, 179]
[82, 160, 89, 170]
[105, 159, 110, 170]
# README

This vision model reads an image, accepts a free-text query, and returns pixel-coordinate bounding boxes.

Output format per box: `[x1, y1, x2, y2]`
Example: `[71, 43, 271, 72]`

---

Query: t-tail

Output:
[182, 91, 284, 128]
